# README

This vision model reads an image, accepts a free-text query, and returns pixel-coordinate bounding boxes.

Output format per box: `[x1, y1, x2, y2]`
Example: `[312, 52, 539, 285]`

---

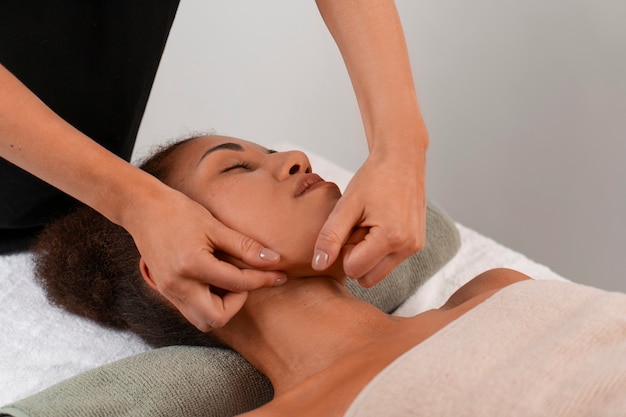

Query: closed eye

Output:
[223, 161, 251, 172]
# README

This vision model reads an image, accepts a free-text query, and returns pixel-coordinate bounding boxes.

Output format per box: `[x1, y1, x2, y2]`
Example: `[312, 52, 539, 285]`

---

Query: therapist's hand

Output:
[312, 143, 426, 287]
[129, 187, 286, 332]
[0, 64, 286, 332]
[313, 0, 428, 286]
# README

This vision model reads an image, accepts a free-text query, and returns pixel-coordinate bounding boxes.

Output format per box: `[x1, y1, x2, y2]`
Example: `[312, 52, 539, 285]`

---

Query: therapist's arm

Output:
[313, 0, 428, 287]
[0, 64, 285, 331]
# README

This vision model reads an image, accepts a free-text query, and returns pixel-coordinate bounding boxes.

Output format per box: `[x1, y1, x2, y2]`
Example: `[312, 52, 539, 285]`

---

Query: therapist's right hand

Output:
[0, 64, 285, 332]
[130, 186, 286, 332]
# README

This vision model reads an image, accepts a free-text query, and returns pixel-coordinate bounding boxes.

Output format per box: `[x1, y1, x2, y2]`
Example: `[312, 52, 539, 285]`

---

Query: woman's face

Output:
[168, 135, 343, 277]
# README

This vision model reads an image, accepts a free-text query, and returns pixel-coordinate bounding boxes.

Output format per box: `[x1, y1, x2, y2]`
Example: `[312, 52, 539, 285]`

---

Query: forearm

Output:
[0, 64, 165, 228]
[315, 0, 428, 156]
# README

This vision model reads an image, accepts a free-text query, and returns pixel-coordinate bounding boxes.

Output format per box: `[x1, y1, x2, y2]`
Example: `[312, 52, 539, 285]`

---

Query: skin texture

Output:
[31, 134, 532, 416]
[164, 137, 343, 278]
[314, 0, 429, 287]
[0, 0, 427, 330]
[141, 136, 530, 416]
[231, 270, 530, 417]
[0, 65, 285, 331]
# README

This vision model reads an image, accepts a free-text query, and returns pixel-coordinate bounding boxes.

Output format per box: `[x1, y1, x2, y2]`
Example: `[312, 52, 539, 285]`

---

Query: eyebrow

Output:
[197, 142, 278, 166]
[197, 142, 244, 166]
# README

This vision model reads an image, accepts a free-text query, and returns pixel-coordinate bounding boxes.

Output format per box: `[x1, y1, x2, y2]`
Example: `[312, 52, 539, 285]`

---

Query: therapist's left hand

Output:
[312, 141, 427, 287]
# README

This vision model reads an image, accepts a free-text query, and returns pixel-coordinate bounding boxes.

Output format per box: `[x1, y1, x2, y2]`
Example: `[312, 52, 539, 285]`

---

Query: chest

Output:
[248, 313, 459, 417]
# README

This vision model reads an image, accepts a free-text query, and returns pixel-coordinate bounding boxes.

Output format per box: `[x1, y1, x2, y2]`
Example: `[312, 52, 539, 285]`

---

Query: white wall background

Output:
[135, 0, 625, 292]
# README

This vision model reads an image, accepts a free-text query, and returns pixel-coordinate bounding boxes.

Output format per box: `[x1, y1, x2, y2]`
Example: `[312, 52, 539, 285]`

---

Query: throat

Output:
[214, 277, 402, 395]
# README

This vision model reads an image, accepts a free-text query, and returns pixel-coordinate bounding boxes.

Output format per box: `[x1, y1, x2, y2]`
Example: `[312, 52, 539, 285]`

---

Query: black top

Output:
[0, 0, 180, 252]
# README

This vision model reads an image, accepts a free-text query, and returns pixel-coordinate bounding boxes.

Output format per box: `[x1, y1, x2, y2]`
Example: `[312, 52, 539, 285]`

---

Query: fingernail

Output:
[259, 248, 280, 262]
[312, 249, 329, 270]
[275, 276, 287, 286]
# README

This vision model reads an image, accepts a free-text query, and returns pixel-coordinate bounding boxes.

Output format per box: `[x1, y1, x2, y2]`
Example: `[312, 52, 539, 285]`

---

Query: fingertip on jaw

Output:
[312, 249, 329, 270]
[259, 248, 280, 262]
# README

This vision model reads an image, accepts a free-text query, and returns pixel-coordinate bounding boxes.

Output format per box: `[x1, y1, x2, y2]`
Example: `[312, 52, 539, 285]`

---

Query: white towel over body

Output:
[346, 280, 626, 417]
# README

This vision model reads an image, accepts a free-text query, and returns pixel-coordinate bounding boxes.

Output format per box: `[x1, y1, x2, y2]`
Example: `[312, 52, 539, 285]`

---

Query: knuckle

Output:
[195, 321, 213, 333]
[159, 254, 201, 294]
[209, 315, 229, 330]
[384, 225, 423, 254]
[404, 235, 423, 254]
[172, 252, 199, 278]
[159, 275, 180, 293]
[238, 237, 257, 257]
[209, 310, 239, 330]
[384, 225, 409, 249]
[317, 227, 343, 246]
[226, 279, 247, 293]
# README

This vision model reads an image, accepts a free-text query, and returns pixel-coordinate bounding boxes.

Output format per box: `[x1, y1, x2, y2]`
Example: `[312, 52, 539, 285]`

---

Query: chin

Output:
[287, 256, 346, 283]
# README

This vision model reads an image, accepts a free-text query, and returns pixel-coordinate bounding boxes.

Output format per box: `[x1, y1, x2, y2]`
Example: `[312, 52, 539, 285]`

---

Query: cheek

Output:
[217, 197, 327, 266]
[204, 182, 284, 245]
[268, 198, 338, 267]
[195, 179, 338, 269]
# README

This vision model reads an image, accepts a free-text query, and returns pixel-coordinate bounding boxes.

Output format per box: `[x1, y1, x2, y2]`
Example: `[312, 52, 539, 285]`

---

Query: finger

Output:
[190, 255, 287, 293]
[313, 198, 361, 271]
[212, 222, 282, 269]
[157, 247, 286, 305]
[342, 226, 391, 279]
[356, 254, 404, 288]
[170, 284, 249, 331]
[337, 227, 367, 276]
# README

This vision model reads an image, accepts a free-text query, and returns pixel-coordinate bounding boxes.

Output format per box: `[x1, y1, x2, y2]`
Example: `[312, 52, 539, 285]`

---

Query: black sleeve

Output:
[0, 0, 180, 252]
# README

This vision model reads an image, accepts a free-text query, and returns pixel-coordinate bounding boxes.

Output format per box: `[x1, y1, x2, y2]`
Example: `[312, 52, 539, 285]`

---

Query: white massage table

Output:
[0, 146, 566, 406]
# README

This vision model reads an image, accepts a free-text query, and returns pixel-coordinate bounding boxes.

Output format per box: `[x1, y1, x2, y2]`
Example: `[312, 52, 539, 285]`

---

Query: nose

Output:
[272, 150, 311, 180]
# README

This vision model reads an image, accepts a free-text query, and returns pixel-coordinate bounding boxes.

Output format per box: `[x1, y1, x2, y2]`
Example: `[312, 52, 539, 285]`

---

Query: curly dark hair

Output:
[33, 137, 224, 348]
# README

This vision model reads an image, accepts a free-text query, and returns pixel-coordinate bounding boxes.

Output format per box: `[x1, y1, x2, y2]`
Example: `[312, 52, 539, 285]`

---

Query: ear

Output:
[139, 258, 159, 292]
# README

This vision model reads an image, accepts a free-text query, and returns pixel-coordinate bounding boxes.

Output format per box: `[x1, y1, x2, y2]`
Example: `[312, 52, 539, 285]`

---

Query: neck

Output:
[213, 277, 399, 395]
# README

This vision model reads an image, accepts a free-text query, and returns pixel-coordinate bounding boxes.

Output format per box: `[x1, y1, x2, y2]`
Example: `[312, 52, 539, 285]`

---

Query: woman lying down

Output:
[34, 135, 626, 417]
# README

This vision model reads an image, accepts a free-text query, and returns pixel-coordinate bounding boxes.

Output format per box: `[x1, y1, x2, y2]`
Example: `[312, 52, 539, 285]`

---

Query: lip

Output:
[294, 173, 329, 197]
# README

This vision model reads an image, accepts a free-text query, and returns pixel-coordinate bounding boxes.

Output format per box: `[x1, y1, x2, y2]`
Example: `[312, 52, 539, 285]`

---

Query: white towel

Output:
[346, 280, 626, 417]
[0, 145, 566, 405]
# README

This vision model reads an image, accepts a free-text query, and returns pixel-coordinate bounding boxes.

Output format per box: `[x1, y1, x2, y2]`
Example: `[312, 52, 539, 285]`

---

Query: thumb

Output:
[313, 199, 361, 271]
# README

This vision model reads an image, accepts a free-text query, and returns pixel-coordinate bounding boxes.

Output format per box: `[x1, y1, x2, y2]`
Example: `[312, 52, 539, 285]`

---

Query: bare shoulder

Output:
[442, 268, 532, 310]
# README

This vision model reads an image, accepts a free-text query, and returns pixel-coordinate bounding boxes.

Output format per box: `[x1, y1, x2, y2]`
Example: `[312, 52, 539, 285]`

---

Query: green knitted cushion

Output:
[1, 203, 460, 417]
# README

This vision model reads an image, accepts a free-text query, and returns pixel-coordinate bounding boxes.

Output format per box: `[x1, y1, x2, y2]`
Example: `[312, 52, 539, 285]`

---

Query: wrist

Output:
[104, 166, 176, 233]
[368, 124, 428, 163]
[364, 94, 429, 155]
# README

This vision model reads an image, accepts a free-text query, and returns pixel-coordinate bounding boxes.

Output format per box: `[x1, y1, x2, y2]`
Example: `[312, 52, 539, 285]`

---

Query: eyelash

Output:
[223, 161, 251, 172]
